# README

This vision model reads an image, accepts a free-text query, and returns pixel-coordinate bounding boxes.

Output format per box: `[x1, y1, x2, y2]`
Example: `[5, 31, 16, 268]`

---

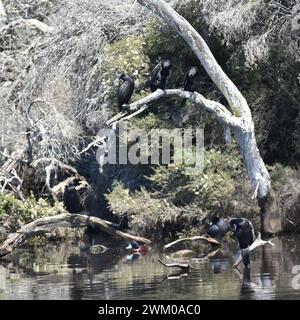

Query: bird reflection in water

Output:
[125, 241, 149, 262]
[210, 258, 230, 274]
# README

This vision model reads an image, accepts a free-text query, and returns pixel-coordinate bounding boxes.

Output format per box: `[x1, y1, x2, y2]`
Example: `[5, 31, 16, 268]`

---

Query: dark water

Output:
[1, 235, 300, 300]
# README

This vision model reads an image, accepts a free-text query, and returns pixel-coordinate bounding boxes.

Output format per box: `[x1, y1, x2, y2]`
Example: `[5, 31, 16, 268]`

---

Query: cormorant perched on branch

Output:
[183, 66, 199, 92]
[63, 181, 82, 214]
[150, 59, 172, 92]
[230, 218, 255, 269]
[207, 216, 229, 240]
[181, 66, 199, 107]
[117, 73, 135, 112]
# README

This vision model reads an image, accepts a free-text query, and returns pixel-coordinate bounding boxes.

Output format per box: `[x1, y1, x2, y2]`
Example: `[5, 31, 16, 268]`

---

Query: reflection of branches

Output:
[158, 258, 190, 271]
[161, 270, 190, 283]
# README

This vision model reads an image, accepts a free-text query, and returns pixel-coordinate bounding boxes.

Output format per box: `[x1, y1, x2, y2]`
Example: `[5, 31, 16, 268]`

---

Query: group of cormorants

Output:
[207, 216, 256, 269]
[62, 59, 256, 270]
[117, 59, 200, 111]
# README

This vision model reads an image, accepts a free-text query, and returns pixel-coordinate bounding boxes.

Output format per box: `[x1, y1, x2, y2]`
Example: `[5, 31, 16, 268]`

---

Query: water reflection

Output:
[0, 235, 300, 299]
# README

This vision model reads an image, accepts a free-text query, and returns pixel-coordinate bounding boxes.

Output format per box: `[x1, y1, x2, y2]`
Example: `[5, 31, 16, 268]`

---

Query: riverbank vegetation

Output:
[0, 0, 299, 245]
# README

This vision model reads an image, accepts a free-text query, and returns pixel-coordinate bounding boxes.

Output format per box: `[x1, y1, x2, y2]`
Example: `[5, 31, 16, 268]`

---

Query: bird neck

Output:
[122, 76, 133, 83]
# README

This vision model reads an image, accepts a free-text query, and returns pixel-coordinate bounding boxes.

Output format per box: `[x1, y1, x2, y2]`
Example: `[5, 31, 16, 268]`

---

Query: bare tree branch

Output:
[233, 233, 274, 268]
[0, 18, 54, 33]
[130, 89, 242, 128]
[106, 89, 241, 129]
[164, 235, 221, 250]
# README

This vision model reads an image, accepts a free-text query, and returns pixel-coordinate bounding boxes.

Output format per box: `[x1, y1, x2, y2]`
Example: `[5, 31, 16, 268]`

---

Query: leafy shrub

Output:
[0, 193, 65, 225]
[106, 182, 203, 239]
[106, 146, 260, 237]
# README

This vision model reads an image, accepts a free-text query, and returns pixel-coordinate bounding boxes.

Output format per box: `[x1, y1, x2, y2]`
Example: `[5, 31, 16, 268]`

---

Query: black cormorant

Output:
[181, 66, 199, 107]
[150, 59, 172, 92]
[63, 181, 82, 214]
[117, 74, 135, 112]
[230, 218, 255, 269]
[207, 216, 229, 240]
[183, 66, 199, 92]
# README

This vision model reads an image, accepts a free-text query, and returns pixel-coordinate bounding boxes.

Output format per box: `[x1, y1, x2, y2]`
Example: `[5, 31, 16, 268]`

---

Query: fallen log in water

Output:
[0, 213, 151, 259]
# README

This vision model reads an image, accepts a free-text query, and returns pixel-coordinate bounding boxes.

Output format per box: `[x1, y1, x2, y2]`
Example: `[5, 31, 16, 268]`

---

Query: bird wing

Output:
[151, 63, 162, 81]
[183, 70, 189, 89]
[117, 80, 134, 106]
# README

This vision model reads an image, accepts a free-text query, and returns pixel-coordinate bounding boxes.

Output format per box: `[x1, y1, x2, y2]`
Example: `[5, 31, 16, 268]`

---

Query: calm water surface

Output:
[0, 235, 300, 300]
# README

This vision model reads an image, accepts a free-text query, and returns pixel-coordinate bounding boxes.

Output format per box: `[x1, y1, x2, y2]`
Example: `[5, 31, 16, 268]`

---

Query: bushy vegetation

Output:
[106, 146, 261, 237]
[0, 0, 299, 238]
[0, 193, 65, 225]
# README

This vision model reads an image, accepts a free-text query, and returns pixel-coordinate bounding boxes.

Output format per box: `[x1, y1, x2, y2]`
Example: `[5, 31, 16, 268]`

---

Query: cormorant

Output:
[230, 218, 255, 269]
[117, 73, 135, 112]
[183, 66, 199, 92]
[150, 59, 172, 92]
[181, 66, 199, 107]
[63, 181, 82, 214]
[207, 216, 229, 240]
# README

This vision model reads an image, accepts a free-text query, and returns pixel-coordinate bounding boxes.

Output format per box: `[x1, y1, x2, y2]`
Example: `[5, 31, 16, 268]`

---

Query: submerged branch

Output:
[158, 258, 190, 271]
[164, 235, 221, 250]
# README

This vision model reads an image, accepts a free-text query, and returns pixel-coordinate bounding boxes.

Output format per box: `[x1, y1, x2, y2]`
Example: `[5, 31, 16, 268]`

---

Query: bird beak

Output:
[113, 76, 120, 86]
[231, 224, 237, 234]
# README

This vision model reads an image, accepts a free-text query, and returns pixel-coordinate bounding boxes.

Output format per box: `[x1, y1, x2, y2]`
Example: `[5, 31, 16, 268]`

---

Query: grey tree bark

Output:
[0, 1, 6, 17]
[136, 0, 282, 234]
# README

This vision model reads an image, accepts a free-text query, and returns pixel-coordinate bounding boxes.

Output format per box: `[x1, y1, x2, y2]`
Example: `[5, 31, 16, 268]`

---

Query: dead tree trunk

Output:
[136, 0, 282, 234]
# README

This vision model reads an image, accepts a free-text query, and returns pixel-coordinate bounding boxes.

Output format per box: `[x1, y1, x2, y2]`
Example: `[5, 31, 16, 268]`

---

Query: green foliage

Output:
[131, 112, 171, 132]
[268, 163, 295, 192]
[149, 147, 244, 211]
[0, 193, 65, 225]
[26, 236, 48, 247]
[106, 182, 201, 239]
[106, 147, 260, 237]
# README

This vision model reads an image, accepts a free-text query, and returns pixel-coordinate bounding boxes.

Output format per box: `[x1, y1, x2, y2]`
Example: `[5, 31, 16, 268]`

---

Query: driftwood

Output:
[158, 258, 190, 271]
[233, 232, 274, 268]
[0, 213, 151, 259]
[164, 236, 221, 250]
